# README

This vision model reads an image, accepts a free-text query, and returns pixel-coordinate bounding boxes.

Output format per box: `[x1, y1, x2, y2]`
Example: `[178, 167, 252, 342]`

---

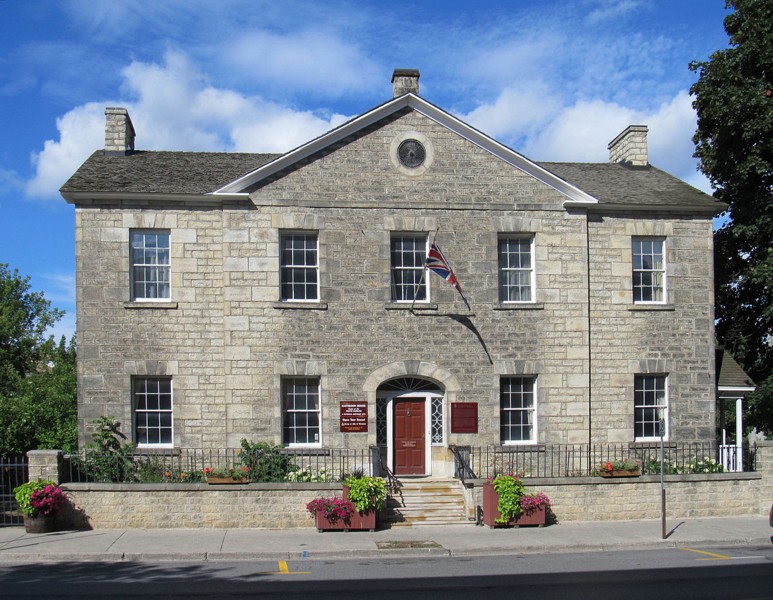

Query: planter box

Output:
[24, 515, 55, 534]
[314, 508, 376, 532]
[206, 477, 249, 485]
[600, 469, 640, 478]
[482, 482, 547, 528]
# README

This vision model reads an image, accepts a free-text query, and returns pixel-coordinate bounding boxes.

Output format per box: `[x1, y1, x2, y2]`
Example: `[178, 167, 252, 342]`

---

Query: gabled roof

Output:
[212, 93, 599, 205]
[716, 348, 757, 393]
[541, 162, 722, 213]
[60, 93, 725, 215]
[61, 151, 278, 199]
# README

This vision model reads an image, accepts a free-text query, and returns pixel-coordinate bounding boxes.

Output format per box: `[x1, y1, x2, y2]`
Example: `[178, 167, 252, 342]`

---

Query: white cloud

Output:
[584, 0, 648, 25]
[25, 50, 352, 198]
[25, 102, 106, 199]
[222, 29, 380, 98]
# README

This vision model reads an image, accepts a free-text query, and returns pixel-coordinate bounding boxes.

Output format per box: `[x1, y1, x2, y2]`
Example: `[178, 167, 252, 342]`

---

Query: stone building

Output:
[61, 69, 723, 477]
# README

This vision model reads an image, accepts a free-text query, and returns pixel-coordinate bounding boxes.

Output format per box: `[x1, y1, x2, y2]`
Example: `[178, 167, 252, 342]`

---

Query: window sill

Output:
[385, 303, 438, 311]
[500, 443, 544, 450]
[272, 301, 328, 310]
[629, 441, 674, 448]
[124, 302, 178, 309]
[628, 304, 675, 311]
[493, 303, 544, 311]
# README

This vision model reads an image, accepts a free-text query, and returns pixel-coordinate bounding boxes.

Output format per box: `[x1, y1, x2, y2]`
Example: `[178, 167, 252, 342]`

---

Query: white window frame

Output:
[500, 376, 537, 445]
[279, 231, 319, 302]
[281, 377, 321, 447]
[130, 230, 171, 301]
[498, 234, 535, 303]
[390, 233, 429, 303]
[632, 237, 666, 304]
[133, 376, 174, 448]
[634, 374, 669, 441]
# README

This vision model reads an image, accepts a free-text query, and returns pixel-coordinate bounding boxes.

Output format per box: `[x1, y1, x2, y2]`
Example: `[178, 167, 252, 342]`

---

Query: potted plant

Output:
[482, 474, 551, 527]
[14, 479, 66, 533]
[599, 459, 641, 477]
[306, 496, 355, 532]
[203, 465, 251, 484]
[337, 474, 386, 531]
[518, 492, 553, 526]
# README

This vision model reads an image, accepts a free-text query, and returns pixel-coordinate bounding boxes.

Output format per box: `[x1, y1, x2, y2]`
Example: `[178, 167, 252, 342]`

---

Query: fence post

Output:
[26, 450, 64, 484]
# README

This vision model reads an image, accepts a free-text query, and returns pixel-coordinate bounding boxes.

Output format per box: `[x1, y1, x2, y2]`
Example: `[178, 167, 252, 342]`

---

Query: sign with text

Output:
[340, 401, 368, 433]
[451, 402, 478, 433]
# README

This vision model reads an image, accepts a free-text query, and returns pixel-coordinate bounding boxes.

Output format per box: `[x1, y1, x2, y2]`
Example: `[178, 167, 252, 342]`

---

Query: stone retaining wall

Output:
[33, 442, 773, 528]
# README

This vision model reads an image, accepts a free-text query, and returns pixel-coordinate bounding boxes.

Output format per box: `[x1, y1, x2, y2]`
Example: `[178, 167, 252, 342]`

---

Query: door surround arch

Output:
[364, 362, 460, 476]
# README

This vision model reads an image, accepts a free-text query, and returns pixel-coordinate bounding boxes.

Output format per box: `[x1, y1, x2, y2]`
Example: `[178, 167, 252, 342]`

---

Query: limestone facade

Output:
[65, 78, 722, 476]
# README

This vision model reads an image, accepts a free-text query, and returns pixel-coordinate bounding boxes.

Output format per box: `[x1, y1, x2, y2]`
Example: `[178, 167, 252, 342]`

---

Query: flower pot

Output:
[482, 482, 547, 528]
[206, 477, 249, 484]
[314, 508, 376, 532]
[599, 469, 640, 478]
[23, 515, 55, 534]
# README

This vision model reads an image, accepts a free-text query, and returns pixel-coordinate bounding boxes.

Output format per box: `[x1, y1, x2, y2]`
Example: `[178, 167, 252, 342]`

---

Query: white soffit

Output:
[213, 94, 599, 205]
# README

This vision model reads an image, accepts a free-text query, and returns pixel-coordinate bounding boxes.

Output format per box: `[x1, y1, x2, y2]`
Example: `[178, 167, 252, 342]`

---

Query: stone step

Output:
[383, 478, 469, 526]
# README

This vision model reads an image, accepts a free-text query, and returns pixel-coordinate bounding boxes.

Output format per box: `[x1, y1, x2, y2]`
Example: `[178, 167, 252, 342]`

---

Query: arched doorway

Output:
[377, 377, 444, 476]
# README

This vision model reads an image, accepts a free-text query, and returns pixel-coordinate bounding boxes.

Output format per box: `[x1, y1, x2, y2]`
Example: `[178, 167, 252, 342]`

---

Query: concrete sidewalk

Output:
[0, 516, 770, 563]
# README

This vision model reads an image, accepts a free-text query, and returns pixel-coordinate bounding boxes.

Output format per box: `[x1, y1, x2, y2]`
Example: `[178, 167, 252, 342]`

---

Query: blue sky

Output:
[0, 0, 732, 342]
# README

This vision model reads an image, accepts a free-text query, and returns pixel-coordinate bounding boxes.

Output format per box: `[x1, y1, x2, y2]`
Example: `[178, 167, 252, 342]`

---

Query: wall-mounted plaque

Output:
[451, 402, 478, 433]
[340, 401, 368, 433]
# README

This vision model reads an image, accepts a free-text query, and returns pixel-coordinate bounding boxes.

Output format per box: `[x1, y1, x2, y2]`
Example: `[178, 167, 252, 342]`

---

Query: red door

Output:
[394, 398, 426, 475]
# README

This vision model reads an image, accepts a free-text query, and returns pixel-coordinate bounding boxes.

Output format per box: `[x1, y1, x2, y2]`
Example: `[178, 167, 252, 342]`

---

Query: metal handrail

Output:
[449, 445, 477, 485]
[370, 446, 401, 498]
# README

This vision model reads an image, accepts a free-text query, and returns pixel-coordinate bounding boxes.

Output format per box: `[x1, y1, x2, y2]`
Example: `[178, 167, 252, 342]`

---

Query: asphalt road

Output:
[2, 546, 772, 599]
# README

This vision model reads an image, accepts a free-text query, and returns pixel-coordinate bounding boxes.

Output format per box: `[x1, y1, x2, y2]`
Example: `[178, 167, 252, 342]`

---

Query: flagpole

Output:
[410, 228, 439, 312]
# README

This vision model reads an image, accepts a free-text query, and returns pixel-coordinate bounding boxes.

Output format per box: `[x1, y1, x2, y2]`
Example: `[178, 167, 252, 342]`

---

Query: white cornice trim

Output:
[213, 94, 599, 204]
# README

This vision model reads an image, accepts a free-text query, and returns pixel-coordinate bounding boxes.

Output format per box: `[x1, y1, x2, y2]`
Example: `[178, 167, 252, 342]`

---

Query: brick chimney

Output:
[608, 125, 648, 166]
[104, 107, 135, 155]
[392, 69, 420, 97]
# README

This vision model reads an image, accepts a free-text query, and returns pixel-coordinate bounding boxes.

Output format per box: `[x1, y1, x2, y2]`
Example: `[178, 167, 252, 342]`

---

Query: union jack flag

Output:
[426, 242, 471, 311]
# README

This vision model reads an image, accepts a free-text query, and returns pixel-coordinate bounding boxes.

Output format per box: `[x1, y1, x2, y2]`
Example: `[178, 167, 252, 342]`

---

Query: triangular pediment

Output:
[213, 94, 598, 205]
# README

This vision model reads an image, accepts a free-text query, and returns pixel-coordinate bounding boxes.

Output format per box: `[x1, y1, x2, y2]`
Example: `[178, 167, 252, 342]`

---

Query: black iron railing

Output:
[454, 441, 755, 480]
[65, 447, 375, 484]
[0, 454, 28, 526]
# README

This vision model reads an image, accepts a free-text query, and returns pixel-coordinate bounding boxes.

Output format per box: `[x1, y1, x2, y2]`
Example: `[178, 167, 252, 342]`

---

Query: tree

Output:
[0, 264, 76, 454]
[690, 0, 773, 434]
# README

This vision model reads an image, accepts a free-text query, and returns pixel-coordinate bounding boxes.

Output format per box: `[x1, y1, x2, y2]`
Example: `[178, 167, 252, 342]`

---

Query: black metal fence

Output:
[453, 441, 756, 480]
[65, 447, 377, 484]
[0, 454, 28, 526]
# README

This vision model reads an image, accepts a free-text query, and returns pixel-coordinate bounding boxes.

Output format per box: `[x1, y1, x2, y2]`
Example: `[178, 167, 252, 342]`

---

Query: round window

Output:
[397, 139, 426, 168]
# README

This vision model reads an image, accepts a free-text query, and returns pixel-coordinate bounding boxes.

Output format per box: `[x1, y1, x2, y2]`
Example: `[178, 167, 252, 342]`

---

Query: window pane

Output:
[632, 238, 665, 303]
[134, 377, 173, 446]
[634, 375, 667, 440]
[280, 232, 318, 301]
[498, 237, 533, 303]
[282, 378, 320, 445]
[130, 231, 171, 300]
[500, 377, 536, 443]
[391, 234, 427, 301]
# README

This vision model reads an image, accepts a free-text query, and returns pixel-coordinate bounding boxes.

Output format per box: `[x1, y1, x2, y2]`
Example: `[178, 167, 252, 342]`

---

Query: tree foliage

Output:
[0, 264, 77, 454]
[690, 0, 773, 434]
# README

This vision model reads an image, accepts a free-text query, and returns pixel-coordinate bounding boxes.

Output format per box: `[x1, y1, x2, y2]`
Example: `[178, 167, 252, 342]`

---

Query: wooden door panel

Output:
[394, 399, 425, 475]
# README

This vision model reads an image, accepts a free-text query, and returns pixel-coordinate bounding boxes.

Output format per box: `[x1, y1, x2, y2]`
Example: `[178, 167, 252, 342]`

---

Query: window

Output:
[130, 230, 170, 300]
[498, 235, 534, 303]
[133, 377, 173, 446]
[500, 376, 536, 444]
[282, 378, 320, 446]
[634, 374, 668, 440]
[280, 232, 319, 301]
[632, 237, 665, 303]
[391, 233, 427, 302]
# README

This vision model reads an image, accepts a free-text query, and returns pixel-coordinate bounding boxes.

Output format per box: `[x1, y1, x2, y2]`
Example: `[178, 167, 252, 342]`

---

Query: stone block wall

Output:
[34, 443, 772, 528]
[73, 108, 718, 462]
